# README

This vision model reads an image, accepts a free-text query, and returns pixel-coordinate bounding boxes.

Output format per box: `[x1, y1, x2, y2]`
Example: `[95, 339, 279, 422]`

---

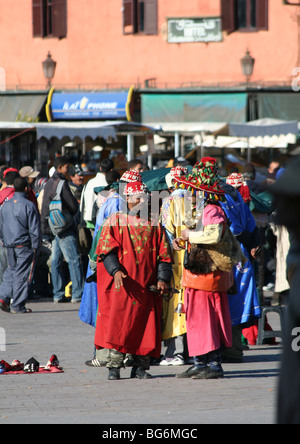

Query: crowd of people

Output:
[0, 153, 289, 381]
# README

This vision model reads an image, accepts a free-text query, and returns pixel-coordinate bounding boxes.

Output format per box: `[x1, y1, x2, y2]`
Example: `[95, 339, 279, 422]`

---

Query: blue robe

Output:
[78, 193, 126, 327]
[221, 191, 261, 326]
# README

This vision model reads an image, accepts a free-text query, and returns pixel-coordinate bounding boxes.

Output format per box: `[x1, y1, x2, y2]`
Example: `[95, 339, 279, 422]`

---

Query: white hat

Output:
[19, 166, 40, 179]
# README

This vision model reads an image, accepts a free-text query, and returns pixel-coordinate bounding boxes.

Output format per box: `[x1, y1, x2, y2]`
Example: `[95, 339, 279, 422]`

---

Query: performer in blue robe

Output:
[220, 183, 261, 361]
[79, 191, 126, 327]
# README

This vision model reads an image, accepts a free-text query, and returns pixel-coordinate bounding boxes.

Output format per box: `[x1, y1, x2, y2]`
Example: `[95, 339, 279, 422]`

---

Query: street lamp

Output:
[241, 49, 255, 88]
[42, 51, 57, 88]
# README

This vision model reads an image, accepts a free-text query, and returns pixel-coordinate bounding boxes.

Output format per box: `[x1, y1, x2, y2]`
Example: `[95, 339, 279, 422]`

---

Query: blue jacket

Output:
[0, 192, 41, 249]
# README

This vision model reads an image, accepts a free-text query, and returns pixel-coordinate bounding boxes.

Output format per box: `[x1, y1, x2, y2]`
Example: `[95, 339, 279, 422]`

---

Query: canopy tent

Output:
[201, 118, 299, 154]
[228, 118, 298, 138]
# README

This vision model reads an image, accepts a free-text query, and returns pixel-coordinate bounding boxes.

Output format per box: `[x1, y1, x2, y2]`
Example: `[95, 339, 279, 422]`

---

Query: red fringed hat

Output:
[170, 165, 188, 178]
[120, 170, 142, 183]
[173, 157, 225, 202]
[166, 165, 189, 188]
[124, 181, 145, 196]
[226, 172, 251, 203]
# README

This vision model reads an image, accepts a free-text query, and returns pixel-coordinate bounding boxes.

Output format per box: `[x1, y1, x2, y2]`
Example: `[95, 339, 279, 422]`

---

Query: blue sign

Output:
[50, 90, 132, 121]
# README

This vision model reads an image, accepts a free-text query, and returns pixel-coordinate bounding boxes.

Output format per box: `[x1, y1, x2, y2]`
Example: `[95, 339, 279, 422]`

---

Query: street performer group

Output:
[92, 157, 256, 380]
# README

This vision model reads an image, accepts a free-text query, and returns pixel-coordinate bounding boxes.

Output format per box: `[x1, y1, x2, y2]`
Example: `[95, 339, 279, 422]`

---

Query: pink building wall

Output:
[0, 0, 298, 90]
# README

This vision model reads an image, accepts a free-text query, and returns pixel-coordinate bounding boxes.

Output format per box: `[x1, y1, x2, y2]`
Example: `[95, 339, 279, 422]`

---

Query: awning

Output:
[141, 92, 247, 124]
[47, 86, 135, 121]
[203, 118, 299, 148]
[145, 121, 227, 134]
[0, 93, 47, 122]
[35, 121, 158, 141]
[229, 118, 299, 138]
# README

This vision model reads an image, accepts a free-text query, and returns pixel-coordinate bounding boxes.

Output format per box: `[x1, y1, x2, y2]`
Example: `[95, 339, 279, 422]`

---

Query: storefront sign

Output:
[167, 17, 222, 43]
[49, 88, 134, 121]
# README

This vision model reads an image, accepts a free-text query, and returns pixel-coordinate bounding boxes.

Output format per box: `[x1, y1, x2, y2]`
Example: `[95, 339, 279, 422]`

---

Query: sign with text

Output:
[167, 17, 222, 43]
[50, 90, 133, 121]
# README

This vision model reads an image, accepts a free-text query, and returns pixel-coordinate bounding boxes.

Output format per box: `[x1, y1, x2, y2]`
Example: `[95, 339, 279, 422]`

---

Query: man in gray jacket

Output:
[0, 177, 41, 314]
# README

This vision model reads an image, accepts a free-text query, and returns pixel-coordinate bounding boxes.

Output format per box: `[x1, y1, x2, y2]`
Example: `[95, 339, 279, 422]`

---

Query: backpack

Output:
[48, 180, 73, 235]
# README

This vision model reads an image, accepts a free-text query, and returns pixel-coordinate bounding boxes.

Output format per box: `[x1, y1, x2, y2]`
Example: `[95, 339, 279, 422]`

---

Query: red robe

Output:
[94, 212, 172, 358]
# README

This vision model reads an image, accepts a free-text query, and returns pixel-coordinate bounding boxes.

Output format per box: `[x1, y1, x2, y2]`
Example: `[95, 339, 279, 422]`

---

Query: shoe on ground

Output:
[263, 282, 275, 291]
[0, 299, 10, 312]
[160, 354, 185, 366]
[108, 368, 120, 380]
[53, 297, 71, 303]
[85, 358, 106, 367]
[191, 366, 224, 379]
[204, 366, 224, 379]
[10, 360, 24, 371]
[130, 366, 152, 379]
[176, 365, 204, 378]
[0, 360, 12, 371]
[71, 299, 81, 304]
[44, 354, 62, 370]
[10, 307, 32, 314]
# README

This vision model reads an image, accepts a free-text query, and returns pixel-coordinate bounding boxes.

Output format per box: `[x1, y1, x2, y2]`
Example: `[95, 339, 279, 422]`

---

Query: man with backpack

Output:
[41, 156, 84, 303]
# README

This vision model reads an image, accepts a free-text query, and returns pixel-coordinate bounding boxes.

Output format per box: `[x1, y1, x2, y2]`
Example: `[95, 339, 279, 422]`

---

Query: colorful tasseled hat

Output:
[123, 181, 145, 196]
[173, 157, 226, 202]
[120, 170, 142, 183]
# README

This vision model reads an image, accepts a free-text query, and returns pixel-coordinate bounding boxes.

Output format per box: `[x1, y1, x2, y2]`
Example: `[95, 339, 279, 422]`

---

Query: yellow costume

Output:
[160, 193, 187, 340]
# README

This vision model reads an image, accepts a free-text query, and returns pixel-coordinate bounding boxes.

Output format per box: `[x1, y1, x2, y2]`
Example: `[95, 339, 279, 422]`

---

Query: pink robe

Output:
[183, 204, 233, 356]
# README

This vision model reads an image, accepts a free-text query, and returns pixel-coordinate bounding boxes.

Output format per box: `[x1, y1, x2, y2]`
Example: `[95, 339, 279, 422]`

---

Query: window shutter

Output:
[221, 0, 237, 34]
[123, 0, 136, 34]
[52, 0, 67, 38]
[256, 0, 268, 30]
[32, 0, 43, 37]
[143, 0, 158, 35]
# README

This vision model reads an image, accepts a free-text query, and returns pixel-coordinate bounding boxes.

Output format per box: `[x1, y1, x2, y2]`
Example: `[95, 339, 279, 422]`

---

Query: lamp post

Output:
[241, 49, 255, 88]
[42, 51, 57, 88]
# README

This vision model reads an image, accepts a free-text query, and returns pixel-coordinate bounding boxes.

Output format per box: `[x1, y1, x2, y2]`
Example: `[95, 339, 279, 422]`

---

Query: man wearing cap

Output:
[94, 180, 173, 380]
[0, 168, 19, 206]
[41, 155, 84, 304]
[69, 164, 84, 202]
[20, 165, 40, 209]
[0, 168, 20, 285]
[0, 176, 41, 314]
[80, 158, 114, 229]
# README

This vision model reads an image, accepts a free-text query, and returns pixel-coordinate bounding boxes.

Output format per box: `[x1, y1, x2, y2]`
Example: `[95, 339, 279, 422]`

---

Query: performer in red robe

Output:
[94, 181, 173, 380]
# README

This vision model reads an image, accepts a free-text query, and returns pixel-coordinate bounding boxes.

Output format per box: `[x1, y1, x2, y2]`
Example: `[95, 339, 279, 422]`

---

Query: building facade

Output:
[0, 0, 298, 89]
[0, 0, 299, 169]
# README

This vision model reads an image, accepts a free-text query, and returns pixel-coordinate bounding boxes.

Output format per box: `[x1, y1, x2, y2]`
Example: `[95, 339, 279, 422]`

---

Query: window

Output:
[123, 0, 158, 35]
[32, 0, 67, 38]
[221, 0, 268, 33]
